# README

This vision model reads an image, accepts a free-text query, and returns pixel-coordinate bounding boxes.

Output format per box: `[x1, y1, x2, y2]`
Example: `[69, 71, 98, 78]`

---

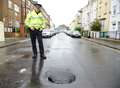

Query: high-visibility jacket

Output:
[25, 10, 47, 30]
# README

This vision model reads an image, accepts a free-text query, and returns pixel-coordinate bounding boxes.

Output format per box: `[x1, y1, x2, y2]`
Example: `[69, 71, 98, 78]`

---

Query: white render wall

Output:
[0, 21, 5, 41]
[81, 0, 97, 31]
[81, 5, 90, 31]
[109, 0, 120, 39]
[110, 0, 120, 31]
[90, 0, 97, 23]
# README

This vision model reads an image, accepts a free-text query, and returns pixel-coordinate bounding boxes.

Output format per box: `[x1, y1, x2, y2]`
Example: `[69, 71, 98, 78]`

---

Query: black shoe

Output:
[41, 55, 47, 60]
[32, 55, 37, 59]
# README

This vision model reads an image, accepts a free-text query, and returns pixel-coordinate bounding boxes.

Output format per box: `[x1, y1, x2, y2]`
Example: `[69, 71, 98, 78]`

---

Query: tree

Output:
[74, 26, 82, 33]
[90, 19, 101, 32]
[90, 19, 101, 38]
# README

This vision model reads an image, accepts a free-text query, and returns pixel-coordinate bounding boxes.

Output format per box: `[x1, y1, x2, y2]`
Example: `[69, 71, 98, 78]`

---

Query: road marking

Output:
[19, 68, 27, 74]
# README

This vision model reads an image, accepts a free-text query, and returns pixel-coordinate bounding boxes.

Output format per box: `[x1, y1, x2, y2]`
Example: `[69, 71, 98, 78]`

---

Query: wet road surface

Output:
[0, 33, 120, 88]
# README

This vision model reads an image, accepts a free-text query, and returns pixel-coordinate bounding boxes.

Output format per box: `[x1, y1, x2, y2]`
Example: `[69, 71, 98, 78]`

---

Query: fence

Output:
[108, 31, 120, 39]
[83, 31, 120, 40]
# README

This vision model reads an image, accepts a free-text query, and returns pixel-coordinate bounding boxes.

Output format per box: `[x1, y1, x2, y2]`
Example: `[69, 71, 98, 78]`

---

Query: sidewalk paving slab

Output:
[0, 38, 29, 48]
[84, 38, 120, 51]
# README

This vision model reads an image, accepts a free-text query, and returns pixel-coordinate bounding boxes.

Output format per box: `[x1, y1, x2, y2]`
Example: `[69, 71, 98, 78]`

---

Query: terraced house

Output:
[76, 0, 112, 38]
[81, 4, 90, 31]
[82, 0, 97, 31]
[96, 0, 111, 37]
[89, 0, 97, 24]
[110, 0, 120, 39]
[0, 0, 36, 38]
[69, 0, 120, 39]
[77, 0, 98, 37]
[0, 0, 51, 40]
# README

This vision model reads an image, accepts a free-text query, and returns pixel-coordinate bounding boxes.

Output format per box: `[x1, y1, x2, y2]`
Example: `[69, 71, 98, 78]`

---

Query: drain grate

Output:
[47, 70, 75, 84]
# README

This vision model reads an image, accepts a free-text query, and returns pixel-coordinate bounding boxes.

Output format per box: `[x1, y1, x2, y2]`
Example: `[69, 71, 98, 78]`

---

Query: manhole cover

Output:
[47, 70, 76, 84]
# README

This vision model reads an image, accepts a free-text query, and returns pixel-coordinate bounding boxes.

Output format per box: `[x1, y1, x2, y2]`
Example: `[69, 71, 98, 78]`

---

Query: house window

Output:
[113, 5, 117, 15]
[8, 0, 13, 9]
[101, 20, 105, 30]
[104, 2, 107, 15]
[8, 28, 12, 32]
[118, 0, 120, 13]
[28, 1, 31, 6]
[14, 4, 19, 12]
[15, 12, 18, 16]
[118, 22, 120, 31]
[22, 0, 25, 2]
[112, 21, 116, 30]
[4, 27, 8, 32]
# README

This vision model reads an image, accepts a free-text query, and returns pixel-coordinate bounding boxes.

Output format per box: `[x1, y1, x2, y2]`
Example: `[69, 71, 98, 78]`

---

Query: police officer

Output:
[25, 4, 47, 60]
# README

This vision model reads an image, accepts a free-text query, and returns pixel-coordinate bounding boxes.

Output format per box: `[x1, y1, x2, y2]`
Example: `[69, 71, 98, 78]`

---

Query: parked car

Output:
[65, 30, 71, 35]
[42, 29, 59, 38]
[71, 31, 81, 38]
[42, 29, 52, 38]
[65, 30, 81, 38]
[50, 30, 57, 36]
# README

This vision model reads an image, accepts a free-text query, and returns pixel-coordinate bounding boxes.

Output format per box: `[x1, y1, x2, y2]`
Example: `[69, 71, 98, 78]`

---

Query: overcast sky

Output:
[34, 0, 88, 26]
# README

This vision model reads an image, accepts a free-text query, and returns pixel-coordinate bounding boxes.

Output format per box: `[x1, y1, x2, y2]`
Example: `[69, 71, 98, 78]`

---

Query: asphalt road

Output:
[0, 33, 120, 88]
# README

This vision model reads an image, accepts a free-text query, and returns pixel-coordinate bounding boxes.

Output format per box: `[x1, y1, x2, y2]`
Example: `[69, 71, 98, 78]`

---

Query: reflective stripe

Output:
[30, 16, 43, 19]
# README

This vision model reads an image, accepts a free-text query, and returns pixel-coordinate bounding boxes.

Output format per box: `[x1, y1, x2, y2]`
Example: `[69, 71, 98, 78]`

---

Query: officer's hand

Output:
[31, 27, 34, 30]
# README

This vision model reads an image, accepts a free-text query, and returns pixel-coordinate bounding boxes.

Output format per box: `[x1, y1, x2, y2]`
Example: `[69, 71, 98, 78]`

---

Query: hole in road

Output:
[47, 70, 76, 84]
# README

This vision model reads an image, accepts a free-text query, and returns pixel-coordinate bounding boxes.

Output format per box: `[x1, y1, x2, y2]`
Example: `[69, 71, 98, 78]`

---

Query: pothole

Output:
[47, 70, 76, 84]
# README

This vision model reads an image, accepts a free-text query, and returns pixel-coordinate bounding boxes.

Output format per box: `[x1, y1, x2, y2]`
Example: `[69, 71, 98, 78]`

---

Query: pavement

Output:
[0, 38, 30, 48]
[84, 38, 120, 51]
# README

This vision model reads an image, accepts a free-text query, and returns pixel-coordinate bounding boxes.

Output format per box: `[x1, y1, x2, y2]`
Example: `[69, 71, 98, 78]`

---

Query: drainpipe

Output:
[20, 0, 25, 37]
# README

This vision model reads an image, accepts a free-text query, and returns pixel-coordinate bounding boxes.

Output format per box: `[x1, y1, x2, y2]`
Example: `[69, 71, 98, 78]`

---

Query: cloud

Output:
[35, 0, 88, 26]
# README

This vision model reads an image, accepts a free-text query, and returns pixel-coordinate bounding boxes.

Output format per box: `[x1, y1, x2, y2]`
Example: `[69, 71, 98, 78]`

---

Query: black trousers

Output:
[29, 29, 44, 56]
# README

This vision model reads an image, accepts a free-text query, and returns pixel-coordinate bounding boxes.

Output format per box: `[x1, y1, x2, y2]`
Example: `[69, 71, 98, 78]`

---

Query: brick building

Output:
[0, 0, 35, 37]
[0, 0, 51, 38]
